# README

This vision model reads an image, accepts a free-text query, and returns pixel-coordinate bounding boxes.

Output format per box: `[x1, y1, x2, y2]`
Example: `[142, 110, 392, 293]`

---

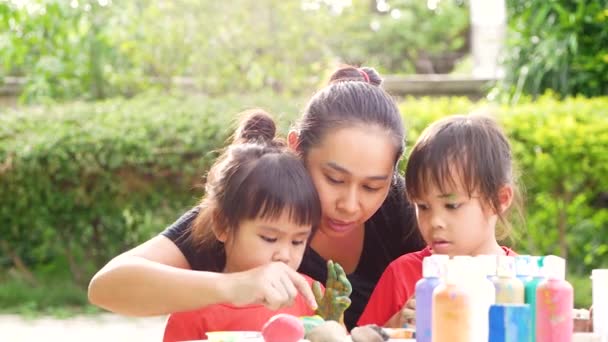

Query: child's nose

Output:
[430, 213, 446, 229]
[272, 243, 291, 264]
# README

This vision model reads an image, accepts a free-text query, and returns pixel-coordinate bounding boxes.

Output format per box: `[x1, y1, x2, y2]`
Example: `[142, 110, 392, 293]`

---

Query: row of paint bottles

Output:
[431, 257, 495, 342]
[417, 254, 572, 342]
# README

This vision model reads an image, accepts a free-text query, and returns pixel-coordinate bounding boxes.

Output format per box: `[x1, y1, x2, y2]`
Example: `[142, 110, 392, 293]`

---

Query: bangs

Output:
[222, 153, 321, 230]
[405, 117, 490, 201]
[406, 151, 477, 201]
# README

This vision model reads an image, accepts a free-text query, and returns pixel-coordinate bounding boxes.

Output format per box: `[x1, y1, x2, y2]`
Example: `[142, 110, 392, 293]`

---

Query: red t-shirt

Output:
[163, 275, 318, 342]
[357, 246, 517, 327]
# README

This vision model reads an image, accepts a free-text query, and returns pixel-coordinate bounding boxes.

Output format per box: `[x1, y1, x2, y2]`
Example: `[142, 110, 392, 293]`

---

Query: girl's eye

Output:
[416, 203, 429, 210]
[325, 175, 343, 184]
[446, 203, 461, 210]
[260, 235, 277, 243]
[292, 240, 305, 246]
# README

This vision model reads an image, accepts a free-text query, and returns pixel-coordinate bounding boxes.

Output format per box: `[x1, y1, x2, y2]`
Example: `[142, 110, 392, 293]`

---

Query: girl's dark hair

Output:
[405, 114, 524, 240]
[293, 65, 405, 166]
[191, 110, 321, 270]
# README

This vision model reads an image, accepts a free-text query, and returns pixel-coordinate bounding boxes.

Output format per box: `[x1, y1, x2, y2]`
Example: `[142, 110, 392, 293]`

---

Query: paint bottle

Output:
[489, 304, 531, 342]
[493, 255, 525, 304]
[456, 256, 495, 342]
[521, 256, 545, 342]
[591, 269, 608, 342]
[415, 254, 449, 342]
[536, 255, 573, 342]
[432, 258, 473, 342]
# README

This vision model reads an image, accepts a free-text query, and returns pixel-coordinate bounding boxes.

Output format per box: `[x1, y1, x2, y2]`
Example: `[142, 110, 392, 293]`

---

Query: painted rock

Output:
[305, 320, 348, 342]
[350, 325, 385, 342]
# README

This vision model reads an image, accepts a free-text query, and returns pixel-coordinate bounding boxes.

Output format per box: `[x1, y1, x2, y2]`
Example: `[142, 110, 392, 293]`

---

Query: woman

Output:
[88, 66, 424, 329]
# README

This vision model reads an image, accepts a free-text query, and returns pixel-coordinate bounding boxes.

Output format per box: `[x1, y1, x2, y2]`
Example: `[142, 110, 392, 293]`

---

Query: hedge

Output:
[1, 92, 606, 289]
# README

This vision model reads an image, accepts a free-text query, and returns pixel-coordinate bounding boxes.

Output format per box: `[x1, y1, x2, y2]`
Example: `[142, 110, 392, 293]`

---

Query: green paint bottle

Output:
[518, 256, 545, 342]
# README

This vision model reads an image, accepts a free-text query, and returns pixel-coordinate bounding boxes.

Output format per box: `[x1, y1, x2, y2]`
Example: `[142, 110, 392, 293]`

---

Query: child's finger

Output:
[406, 297, 416, 310]
[288, 268, 318, 310]
[263, 283, 286, 310]
[401, 307, 416, 324]
[279, 273, 298, 306]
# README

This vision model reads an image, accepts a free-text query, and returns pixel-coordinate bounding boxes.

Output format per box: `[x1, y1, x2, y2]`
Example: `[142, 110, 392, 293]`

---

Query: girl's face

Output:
[411, 177, 512, 256]
[221, 210, 312, 273]
[298, 126, 396, 238]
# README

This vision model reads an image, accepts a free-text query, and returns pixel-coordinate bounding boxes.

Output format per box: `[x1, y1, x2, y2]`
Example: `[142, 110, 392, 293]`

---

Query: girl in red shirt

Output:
[163, 110, 322, 341]
[358, 114, 523, 327]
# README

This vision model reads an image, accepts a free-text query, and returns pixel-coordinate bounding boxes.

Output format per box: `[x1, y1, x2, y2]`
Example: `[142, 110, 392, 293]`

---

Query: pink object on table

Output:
[261, 314, 305, 342]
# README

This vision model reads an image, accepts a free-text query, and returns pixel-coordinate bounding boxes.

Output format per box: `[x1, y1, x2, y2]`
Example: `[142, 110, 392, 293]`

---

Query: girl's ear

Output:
[287, 130, 300, 151]
[497, 184, 514, 214]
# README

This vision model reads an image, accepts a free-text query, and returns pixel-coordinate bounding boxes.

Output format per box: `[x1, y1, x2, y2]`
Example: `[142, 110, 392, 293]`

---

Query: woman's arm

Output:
[88, 235, 318, 316]
[88, 235, 231, 316]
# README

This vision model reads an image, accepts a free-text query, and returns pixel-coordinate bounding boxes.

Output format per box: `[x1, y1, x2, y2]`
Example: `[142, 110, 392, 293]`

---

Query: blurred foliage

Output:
[495, 0, 608, 101]
[0, 0, 470, 103]
[0, 91, 304, 288]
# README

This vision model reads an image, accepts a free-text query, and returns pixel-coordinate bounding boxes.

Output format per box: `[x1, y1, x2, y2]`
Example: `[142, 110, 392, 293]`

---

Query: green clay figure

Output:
[312, 260, 353, 325]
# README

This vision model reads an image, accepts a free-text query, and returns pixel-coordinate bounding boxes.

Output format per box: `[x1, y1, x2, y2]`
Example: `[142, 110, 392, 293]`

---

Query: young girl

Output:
[162, 110, 322, 341]
[357, 114, 522, 327]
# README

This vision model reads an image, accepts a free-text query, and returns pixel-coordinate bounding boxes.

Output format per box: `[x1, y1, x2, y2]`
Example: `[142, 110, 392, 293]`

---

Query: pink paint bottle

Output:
[536, 255, 573, 342]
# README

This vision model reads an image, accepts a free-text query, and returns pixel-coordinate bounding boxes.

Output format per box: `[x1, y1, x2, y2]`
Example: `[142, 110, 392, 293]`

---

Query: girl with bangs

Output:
[358, 114, 524, 327]
[156, 110, 321, 341]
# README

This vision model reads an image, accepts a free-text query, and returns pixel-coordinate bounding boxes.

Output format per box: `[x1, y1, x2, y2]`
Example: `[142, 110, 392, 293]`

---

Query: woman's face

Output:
[296, 126, 397, 238]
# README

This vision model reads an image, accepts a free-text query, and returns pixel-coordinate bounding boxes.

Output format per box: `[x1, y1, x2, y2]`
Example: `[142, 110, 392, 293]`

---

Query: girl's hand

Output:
[385, 296, 416, 328]
[225, 262, 317, 311]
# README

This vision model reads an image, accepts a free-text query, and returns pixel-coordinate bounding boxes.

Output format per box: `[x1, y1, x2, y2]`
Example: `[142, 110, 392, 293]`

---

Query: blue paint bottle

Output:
[415, 254, 448, 342]
[489, 304, 531, 342]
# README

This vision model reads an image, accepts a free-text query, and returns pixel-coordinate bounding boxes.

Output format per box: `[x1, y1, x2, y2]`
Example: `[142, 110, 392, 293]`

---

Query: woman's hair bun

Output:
[328, 65, 382, 86]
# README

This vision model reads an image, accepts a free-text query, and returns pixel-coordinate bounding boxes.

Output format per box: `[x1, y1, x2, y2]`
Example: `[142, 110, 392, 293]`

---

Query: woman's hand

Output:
[225, 262, 318, 311]
[384, 296, 416, 328]
[313, 260, 352, 323]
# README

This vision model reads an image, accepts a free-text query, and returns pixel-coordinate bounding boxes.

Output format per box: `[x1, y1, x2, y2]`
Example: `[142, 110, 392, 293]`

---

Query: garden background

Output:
[1, 0, 607, 318]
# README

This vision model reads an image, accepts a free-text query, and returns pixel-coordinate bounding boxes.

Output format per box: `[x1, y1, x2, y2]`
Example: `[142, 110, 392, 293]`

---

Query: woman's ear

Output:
[287, 130, 300, 151]
[498, 184, 514, 214]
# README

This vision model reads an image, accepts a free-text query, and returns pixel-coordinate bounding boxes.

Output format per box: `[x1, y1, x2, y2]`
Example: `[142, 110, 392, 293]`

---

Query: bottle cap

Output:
[591, 269, 608, 280]
[515, 255, 532, 277]
[422, 254, 449, 278]
[496, 255, 516, 277]
[477, 255, 497, 277]
[542, 255, 566, 280]
[530, 256, 543, 277]
[445, 258, 467, 284]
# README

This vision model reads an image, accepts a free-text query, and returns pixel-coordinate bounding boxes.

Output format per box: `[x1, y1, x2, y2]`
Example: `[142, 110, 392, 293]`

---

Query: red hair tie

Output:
[358, 68, 370, 83]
